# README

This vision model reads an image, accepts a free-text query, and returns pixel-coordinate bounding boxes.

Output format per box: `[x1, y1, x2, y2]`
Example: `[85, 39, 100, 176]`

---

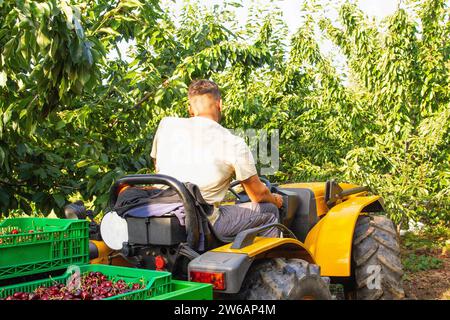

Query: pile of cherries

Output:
[2, 271, 145, 300]
[0, 226, 44, 245]
[0, 226, 42, 235]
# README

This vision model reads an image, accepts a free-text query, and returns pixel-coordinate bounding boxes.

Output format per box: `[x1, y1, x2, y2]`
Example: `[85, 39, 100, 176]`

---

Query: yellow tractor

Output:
[72, 174, 404, 300]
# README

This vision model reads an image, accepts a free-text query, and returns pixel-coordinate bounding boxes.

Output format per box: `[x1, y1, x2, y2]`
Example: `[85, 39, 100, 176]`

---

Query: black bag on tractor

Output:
[67, 174, 405, 300]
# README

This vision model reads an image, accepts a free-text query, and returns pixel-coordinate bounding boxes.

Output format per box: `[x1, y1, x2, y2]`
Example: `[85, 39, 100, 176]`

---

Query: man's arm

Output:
[240, 175, 283, 208]
[151, 119, 164, 173]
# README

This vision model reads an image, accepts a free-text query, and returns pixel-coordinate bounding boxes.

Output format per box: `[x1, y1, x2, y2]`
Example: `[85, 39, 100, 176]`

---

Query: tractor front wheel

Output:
[351, 214, 405, 300]
[238, 258, 332, 300]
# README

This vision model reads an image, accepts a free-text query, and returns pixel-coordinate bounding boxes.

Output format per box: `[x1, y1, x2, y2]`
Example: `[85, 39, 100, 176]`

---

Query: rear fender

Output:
[188, 237, 315, 294]
[304, 195, 383, 277]
[212, 236, 315, 263]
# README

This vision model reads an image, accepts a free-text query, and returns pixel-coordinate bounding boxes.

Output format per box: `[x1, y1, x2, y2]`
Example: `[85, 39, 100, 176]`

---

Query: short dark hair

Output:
[188, 79, 221, 100]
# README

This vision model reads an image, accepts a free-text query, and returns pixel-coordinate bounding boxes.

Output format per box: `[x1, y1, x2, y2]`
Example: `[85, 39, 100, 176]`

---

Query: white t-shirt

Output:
[150, 116, 257, 205]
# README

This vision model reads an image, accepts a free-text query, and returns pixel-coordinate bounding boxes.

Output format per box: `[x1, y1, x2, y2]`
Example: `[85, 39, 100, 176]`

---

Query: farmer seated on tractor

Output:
[150, 79, 283, 238]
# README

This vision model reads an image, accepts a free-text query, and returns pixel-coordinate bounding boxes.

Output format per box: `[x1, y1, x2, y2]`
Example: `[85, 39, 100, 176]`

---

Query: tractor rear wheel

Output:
[351, 214, 405, 300]
[238, 258, 332, 300]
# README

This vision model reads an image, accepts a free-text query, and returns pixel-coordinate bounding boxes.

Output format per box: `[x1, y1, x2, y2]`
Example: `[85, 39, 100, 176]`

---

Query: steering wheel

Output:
[228, 177, 272, 203]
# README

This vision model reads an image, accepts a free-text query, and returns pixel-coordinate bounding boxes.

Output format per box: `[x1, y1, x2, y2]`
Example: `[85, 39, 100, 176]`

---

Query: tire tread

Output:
[352, 214, 405, 300]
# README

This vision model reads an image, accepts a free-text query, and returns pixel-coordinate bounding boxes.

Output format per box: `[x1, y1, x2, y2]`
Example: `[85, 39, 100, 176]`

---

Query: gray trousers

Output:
[213, 202, 280, 238]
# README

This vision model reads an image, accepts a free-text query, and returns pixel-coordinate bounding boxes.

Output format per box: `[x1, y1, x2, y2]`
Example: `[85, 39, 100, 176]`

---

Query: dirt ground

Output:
[402, 249, 450, 300]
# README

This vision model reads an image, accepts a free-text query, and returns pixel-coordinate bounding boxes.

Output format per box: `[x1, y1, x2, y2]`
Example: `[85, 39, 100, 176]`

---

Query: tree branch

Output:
[134, 91, 153, 108]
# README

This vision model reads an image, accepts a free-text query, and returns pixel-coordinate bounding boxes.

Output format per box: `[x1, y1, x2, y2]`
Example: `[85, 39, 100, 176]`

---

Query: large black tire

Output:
[238, 258, 332, 300]
[352, 214, 405, 300]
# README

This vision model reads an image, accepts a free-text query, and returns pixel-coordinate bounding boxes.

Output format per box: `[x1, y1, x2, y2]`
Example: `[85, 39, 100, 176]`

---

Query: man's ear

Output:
[218, 98, 223, 112]
[188, 105, 195, 117]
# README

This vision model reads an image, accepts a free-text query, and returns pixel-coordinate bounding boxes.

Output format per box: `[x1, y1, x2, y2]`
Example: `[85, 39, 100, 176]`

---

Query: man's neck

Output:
[195, 114, 218, 123]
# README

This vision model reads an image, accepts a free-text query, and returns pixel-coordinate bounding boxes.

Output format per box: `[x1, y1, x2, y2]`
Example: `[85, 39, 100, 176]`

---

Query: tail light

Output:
[190, 271, 226, 290]
[155, 255, 166, 271]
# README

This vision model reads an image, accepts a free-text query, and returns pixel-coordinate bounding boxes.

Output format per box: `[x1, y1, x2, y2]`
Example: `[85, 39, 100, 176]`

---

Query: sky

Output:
[164, 0, 399, 35]
[112, 0, 399, 62]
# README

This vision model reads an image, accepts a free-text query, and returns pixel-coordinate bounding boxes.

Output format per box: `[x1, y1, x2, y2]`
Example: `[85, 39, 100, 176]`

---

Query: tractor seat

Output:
[278, 187, 318, 242]
[204, 218, 235, 249]
[110, 174, 235, 251]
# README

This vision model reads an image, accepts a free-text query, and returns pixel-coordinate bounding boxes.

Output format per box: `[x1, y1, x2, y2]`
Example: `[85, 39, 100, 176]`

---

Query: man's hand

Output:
[272, 193, 283, 208]
[152, 157, 158, 173]
[241, 175, 283, 208]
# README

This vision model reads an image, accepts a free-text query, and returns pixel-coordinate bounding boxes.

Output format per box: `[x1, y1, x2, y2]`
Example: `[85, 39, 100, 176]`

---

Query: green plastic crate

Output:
[0, 264, 172, 300]
[148, 280, 213, 300]
[0, 218, 89, 281]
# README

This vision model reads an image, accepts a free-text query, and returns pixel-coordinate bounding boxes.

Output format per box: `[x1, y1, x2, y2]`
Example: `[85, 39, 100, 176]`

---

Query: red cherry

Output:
[132, 283, 140, 290]
[81, 292, 91, 300]
[13, 292, 23, 299]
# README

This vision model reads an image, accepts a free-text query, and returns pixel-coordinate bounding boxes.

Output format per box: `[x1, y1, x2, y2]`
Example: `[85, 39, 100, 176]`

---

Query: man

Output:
[150, 79, 282, 238]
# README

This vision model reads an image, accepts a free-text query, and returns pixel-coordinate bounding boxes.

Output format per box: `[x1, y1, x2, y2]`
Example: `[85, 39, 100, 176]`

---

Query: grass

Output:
[400, 223, 449, 299]
[402, 223, 449, 251]
[400, 222, 448, 279]
[403, 253, 443, 272]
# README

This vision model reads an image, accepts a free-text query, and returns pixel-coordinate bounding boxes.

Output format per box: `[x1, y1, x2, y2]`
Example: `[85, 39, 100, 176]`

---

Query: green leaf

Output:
[36, 30, 51, 48]
[0, 70, 7, 87]
[60, 2, 74, 28]
[73, 17, 85, 39]
[53, 194, 66, 208]
[120, 0, 143, 8]
[35, 168, 48, 179]
[86, 165, 99, 176]
[75, 160, 91, 168]
[32, 192, 46, 203]
[97, 27, 120, 36]
[154, 89, 164, 104]
[69, 42, 84, 64]
[0, 147, 5, 167]
[55, 120, 66, 130]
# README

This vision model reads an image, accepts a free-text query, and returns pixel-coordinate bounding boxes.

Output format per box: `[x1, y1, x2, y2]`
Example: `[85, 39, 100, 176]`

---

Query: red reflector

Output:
[155, 255, 166, 270]
[190, 271, 226, 290]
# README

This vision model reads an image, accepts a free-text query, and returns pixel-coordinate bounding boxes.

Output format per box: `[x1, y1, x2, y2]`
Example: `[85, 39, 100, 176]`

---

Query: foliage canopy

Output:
[0, 0, 448, 226]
